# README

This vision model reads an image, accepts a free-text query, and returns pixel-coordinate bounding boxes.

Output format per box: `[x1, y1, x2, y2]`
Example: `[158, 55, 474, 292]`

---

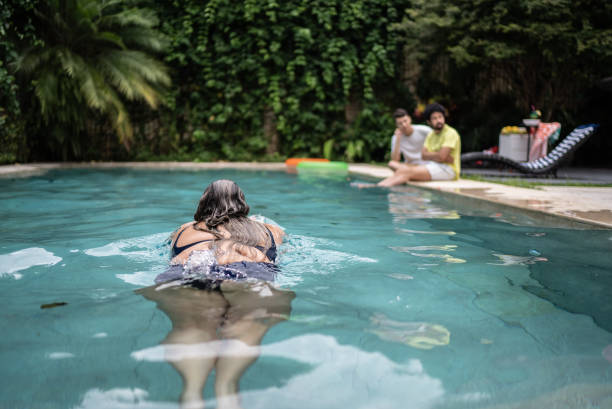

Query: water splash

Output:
[280, 234, 377, 284]
[84, 232, 171, 262]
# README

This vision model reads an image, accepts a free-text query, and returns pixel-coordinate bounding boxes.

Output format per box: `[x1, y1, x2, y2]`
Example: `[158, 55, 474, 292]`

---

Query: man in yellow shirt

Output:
[378, 103, 460, 186]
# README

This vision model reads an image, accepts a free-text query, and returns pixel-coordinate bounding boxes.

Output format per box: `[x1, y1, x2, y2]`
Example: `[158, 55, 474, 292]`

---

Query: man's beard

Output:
[433, 122, 444, 130]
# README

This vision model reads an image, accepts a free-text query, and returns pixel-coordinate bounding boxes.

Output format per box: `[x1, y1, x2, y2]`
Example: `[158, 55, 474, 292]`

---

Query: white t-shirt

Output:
[390, 124, 432, 163]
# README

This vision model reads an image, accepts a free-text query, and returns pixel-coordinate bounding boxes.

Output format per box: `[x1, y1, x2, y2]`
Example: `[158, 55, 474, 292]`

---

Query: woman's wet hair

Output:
[423, 103, 446, 121]
[194, 179, 250, 228]
[193, 179, 270, 250]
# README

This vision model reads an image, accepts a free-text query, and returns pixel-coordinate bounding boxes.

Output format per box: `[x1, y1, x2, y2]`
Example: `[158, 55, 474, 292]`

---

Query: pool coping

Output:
[350, 164, 612, 229]
[2, 162, 612, 229]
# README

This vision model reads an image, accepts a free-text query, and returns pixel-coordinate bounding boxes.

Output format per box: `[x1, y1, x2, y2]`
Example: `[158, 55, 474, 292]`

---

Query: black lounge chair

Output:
[461, 124, 599, 177]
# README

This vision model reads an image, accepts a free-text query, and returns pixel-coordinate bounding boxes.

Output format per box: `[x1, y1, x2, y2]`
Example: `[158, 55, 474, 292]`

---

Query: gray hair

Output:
[193, 179, 271, 251]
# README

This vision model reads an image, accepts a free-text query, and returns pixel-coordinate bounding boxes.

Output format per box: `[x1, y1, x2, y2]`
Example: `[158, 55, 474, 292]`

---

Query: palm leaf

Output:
[99, 8, 158, 29]
[95, 31, 128, 50]
[17, 0, 170, 155]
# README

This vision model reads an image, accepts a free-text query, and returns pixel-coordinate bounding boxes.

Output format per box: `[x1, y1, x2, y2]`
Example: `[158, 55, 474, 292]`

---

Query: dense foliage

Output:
[13, 0, 171, 160]
[1, 0, 610, 165]
[0, 0, 37, 163]
[398, 0, 612, 157]
[132, 0, 411, 162]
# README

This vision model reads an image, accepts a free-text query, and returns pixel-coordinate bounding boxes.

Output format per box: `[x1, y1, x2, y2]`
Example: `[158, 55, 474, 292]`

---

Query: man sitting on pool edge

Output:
[386, 108, 432, 179]
[376, 102, 461, 187]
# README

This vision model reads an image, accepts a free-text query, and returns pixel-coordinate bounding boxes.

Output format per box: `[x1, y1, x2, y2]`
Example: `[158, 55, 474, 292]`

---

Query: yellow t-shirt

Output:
[424, 124, 461, 179]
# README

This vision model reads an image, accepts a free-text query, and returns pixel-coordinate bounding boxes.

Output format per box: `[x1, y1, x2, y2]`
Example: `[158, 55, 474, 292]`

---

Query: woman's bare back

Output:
[170, 221, 284, 265]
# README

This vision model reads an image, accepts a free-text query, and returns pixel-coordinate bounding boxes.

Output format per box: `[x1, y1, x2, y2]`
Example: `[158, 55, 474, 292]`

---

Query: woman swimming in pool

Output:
[139, 180, 293, 409]
[155, 178, 285, 286]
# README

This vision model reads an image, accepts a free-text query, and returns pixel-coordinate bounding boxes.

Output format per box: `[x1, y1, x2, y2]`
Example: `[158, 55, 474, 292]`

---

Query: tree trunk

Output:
[401, 54, 421, 96]
[344, 88, 361, 128]
[263, 106, 278, 154]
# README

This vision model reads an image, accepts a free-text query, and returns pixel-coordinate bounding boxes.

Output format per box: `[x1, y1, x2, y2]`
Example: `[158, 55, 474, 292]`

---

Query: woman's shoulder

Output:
[179, 221, 195, 230]
[170, 221, 196, 241]
[177, 221, 196, 232]
[264, 223, 285, 244]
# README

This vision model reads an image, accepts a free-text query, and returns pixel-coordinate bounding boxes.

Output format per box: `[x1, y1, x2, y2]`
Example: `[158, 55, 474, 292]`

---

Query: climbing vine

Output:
[136, 0, 411, 162]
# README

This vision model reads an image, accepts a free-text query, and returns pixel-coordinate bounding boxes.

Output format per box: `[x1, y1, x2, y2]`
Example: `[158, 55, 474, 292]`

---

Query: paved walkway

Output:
[462, 167, 612, 184]
[2, 162, 612, 229]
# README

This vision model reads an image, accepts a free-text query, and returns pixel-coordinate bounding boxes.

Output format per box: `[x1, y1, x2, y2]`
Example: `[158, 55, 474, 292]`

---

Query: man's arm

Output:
[390, 129, 402, 162]
[421, 146, 453, 163]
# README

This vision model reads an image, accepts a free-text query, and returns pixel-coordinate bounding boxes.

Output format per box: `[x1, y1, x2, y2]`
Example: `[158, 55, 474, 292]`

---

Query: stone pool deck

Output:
[350, 164, 612, 229]
[2, 162, 612, 229]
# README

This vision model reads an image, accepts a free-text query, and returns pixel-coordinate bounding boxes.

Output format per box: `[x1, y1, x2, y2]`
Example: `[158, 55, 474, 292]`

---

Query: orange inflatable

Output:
[285, 158, 329, 167]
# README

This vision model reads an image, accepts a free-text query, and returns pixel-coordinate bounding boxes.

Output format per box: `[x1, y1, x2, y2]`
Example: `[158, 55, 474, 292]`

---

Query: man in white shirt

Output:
[382, 108, 431, 184]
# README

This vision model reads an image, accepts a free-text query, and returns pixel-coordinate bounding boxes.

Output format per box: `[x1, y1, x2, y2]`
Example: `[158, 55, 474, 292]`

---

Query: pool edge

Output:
[348, 164, 612, 230]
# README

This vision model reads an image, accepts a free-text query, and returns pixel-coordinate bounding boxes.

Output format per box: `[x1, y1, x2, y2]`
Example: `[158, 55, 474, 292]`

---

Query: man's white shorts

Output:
[422, 161, 455, 180]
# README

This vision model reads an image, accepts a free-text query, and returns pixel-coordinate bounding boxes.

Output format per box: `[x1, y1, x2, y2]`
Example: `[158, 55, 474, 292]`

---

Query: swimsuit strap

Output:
[171, 225, 214, 257]
[257, 226, 277, 262]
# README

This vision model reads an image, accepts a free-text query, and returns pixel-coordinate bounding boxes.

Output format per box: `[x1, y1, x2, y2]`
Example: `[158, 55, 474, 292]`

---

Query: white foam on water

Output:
[94, 230, 375, 288]
[0, 247, 62, 278]
[489, 253, 548, 266]
[281, 234, 377, 276]
[74, 388, 174, 409]
[271, 233, 378, 287]
[84, 232, 170, 263]
[85, 233, 170, 286]
[116, 267, 166, 286]
[47, 352, 75, 359]
[93, 332, 108, 338]
[250, 214, 284, 230]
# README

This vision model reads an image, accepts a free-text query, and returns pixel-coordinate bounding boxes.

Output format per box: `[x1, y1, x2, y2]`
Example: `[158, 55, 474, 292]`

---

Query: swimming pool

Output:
[1, 167, 611, 408]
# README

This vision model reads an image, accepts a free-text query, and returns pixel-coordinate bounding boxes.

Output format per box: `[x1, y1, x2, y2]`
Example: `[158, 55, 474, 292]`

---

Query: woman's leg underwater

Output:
[139, 285, 229, 409]
[213, 281, 295, 409]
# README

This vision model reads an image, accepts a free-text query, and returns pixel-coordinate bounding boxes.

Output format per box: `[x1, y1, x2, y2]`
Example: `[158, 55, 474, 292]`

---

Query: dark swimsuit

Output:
[170, 226, 214, 258]
[155, 224, 279, 286]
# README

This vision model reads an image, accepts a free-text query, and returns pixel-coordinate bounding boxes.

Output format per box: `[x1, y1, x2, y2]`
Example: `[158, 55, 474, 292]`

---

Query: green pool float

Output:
[297, 161, 349, 174]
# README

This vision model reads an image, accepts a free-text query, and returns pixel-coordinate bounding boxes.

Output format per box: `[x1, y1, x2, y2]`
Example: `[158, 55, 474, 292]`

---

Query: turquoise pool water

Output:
[1, 168, 611, 409]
